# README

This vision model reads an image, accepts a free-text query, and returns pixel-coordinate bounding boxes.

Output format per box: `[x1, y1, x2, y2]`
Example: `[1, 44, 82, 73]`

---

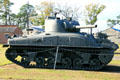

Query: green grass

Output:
[109, 60, 120, 65]
[113, 44, 120, 56]
[0, 44, 120, 80]
[114, 54, 120, 57]
[0, 66, 119, 80]
[0, 44, 12, 66]
[115, 44, 120, 53]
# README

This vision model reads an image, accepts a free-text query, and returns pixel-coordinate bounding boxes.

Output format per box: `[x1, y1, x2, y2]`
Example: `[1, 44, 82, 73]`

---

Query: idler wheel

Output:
[98, 52, 113, 64]
[62, 57, 72, 69]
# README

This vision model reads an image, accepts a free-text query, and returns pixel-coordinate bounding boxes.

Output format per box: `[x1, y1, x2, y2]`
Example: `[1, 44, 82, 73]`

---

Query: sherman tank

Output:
[4, 16, 118, 70]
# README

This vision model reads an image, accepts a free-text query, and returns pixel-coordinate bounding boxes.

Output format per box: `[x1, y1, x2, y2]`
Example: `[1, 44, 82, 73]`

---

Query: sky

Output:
[10, 0, 120, 33]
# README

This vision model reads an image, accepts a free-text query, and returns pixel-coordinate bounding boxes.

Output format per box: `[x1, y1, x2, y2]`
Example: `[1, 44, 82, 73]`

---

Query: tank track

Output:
[5, 46, 114, 70]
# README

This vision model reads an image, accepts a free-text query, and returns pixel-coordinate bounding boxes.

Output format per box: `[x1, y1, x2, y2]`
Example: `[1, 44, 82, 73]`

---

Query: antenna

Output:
[27, 1, 29, 35]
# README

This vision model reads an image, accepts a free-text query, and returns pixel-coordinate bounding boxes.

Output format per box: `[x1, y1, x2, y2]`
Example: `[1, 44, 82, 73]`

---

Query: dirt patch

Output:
[0, 63, 120, 80]
[0, 64, 23, 69]
[0, 79, 32, 80]
[113, 56, 120, 60]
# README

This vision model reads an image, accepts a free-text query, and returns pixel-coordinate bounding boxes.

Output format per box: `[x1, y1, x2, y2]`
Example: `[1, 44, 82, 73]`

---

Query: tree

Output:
[85, 3, 105, 25]
[107, 15, 120, 27]
[35, 1, 81, 26]
[0, 0, 13, 25]
[107, 19, 117, 27]
[85, 3, 105, 34]
[30, 16, 43, 26]
[35, 1, 54, 25]
[8, 13, 16, 25]
[17, 3, 37, 29]
[55, 4, 80, 20]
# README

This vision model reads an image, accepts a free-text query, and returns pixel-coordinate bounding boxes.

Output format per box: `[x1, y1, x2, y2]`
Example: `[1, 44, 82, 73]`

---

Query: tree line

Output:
[0, 0, 106, 29]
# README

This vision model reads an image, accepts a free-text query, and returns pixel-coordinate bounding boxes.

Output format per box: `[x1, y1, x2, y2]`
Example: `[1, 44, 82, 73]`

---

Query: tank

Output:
[4, 16, 118, 70]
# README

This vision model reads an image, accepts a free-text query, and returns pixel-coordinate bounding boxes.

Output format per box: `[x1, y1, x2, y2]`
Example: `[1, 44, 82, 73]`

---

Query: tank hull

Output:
[8, 32, 99, 48]
[5, 32, 117, 70]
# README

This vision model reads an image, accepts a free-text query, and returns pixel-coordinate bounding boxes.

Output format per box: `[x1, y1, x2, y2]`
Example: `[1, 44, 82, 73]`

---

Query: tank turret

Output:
[4, 14, 118, 70]
[45, 16, 97, 33]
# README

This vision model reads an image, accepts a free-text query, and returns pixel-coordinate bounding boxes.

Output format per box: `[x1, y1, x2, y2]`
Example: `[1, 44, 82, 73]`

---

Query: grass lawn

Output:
[0, 44, 12, 66]
[109, 60, 120, 65]
[0, 63, 120, 80]
[114, 44, 120, 54]
[0, 44, 120, 80]
[114, 54, 120, 57]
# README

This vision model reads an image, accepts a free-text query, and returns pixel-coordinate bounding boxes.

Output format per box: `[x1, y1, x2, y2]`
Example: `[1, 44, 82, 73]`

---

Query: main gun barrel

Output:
[75, 25, 97, 29]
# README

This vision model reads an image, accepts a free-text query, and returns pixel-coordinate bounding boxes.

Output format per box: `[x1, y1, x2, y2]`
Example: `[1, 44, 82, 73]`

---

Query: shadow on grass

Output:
[24, 65, 120, 74]
[2, 63, 120, 74]
[47, 65, 120, 73]
[100, 65, 120, 73]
